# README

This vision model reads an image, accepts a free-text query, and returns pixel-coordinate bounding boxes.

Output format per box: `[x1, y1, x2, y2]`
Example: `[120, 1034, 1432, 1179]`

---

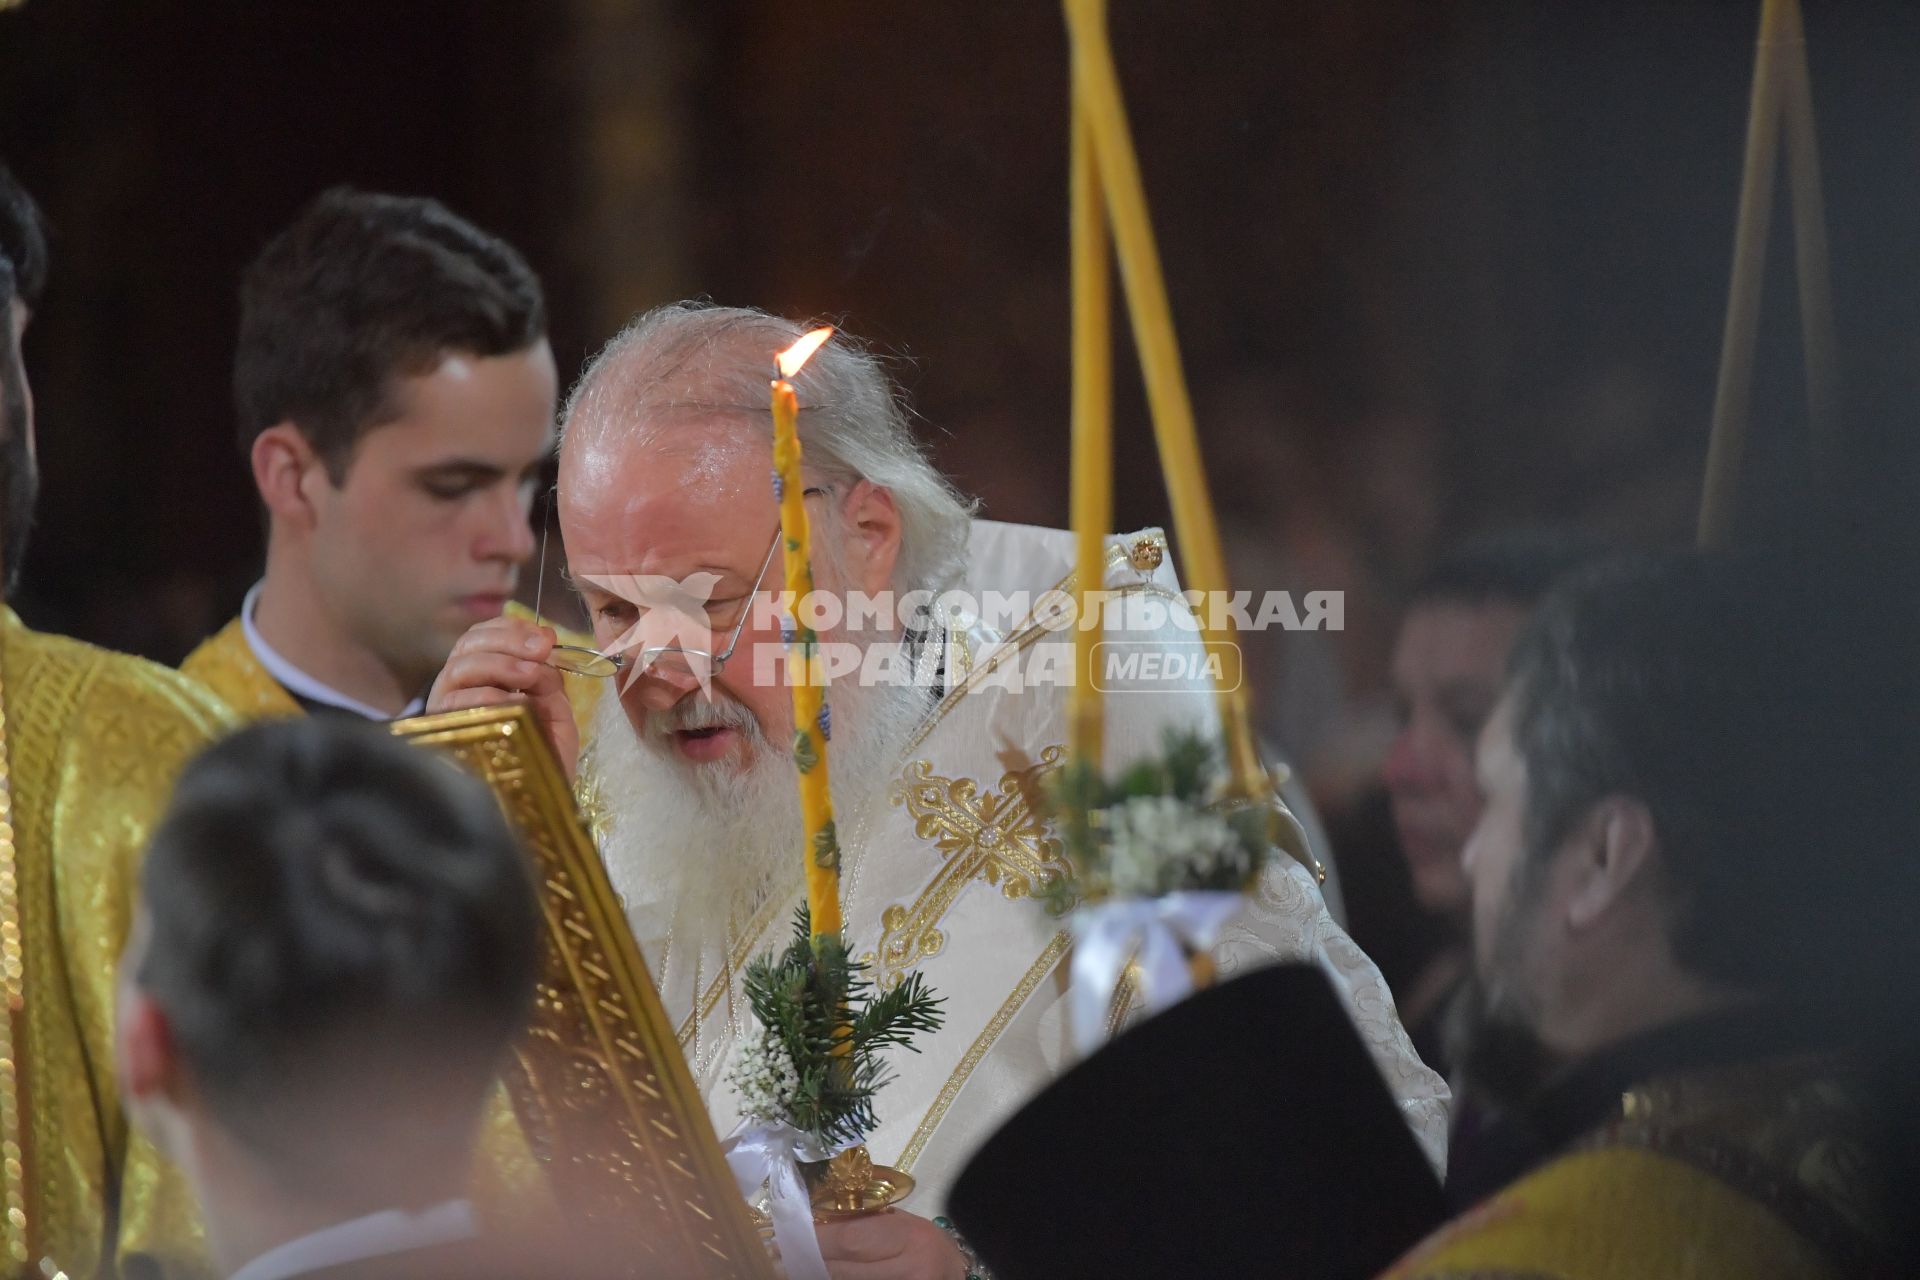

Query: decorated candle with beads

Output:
[770, 326, 843, 943]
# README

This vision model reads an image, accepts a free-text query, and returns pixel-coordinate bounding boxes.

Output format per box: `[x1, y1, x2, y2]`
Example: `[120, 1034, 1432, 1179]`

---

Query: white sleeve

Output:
[1214, 855, 1453, 1174]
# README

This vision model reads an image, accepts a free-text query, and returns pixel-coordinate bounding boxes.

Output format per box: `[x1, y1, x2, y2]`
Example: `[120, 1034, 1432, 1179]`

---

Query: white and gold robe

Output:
[619, 520, 1449, 1212]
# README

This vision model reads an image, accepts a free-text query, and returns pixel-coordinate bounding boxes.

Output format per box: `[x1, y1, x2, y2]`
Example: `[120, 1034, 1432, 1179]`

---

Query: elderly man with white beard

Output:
[429, 302, 1448, 1280]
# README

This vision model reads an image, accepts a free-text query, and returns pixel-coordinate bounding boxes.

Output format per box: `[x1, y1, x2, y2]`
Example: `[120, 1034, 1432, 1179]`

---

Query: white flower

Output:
[1102, 794, 1251, 896]
[728, 1025, 801, 1127]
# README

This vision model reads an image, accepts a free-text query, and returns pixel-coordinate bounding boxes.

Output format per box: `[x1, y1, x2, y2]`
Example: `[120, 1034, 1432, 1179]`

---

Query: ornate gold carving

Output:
[392, 706, 773, 1280]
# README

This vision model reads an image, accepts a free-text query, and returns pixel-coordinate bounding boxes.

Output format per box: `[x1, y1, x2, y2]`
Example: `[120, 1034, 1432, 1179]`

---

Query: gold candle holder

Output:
[805, 1145, 916, 1219]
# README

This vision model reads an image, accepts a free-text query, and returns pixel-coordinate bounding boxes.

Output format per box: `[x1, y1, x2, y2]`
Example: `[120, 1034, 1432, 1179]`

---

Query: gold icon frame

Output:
[392, 704, 774, 1280]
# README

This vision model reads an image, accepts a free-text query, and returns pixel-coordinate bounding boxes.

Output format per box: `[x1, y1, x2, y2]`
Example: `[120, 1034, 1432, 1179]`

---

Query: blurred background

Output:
[1, 0, 1915, 799]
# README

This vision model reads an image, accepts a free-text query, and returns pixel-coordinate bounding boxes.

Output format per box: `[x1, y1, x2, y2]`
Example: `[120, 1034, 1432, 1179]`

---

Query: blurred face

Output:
[1382, 599, 1530, 914]
[1461, 696, 1533, 980]
[1450, 694, 1560, 1103]
[307, 343, 556, 688]
[560, 424, 808, 771]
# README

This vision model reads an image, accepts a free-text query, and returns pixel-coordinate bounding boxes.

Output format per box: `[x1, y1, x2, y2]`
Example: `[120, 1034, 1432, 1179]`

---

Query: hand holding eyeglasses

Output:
[426, 614, 582, 780]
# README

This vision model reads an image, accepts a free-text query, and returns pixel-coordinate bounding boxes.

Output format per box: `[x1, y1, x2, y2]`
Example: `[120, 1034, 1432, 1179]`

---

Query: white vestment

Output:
[606, 520, 1449, 1213]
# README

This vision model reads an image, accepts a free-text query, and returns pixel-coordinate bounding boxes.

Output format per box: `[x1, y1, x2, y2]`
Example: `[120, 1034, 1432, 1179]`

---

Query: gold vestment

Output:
[1381, 1052, 1892, 1280]
[4, 607, 235, 1278]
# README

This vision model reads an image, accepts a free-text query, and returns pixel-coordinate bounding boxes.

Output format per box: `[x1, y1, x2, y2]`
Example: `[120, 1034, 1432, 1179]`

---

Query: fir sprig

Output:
[735, 908, 945, 1150]
[1040, 727, 1273, 915]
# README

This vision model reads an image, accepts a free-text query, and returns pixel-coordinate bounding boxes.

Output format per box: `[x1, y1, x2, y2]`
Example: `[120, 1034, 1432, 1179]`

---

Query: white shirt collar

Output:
[242, 582, 427, 720]
[226, 1198, 477, 1280]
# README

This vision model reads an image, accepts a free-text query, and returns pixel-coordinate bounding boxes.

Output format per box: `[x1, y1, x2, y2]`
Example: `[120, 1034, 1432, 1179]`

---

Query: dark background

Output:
[2, 0, 1915, 787]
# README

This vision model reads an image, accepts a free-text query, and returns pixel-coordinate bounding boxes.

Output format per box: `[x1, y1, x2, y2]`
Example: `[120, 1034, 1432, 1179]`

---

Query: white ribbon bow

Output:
[721, 1120, 839, 1280]
[1068, 890, 1246, 1057]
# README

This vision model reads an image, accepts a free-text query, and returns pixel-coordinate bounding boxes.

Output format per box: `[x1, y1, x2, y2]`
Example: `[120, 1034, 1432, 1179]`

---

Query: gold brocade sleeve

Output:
[5, 612, 235, 1279]
[1379, 1147, 1849, 1280]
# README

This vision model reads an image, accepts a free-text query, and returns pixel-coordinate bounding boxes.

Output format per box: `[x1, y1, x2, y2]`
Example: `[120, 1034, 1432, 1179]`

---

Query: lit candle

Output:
[1063, 0, 1262, 799]
[771, 326, 844, 943]
[1069, 22, 1112, 771]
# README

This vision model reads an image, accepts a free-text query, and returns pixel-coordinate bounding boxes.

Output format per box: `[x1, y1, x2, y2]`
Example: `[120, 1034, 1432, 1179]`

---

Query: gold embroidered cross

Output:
[864, 747, 1072, 987]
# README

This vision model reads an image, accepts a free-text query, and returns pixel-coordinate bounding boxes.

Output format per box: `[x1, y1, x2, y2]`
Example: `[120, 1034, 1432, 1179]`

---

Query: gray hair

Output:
[562, 301, 976, 597]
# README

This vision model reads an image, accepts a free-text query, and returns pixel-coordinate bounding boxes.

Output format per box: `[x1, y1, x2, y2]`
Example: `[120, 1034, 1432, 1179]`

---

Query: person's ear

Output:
[116, 991, 200, 1164]
[251, 424, 327, 531]
[1565, 796, 1659, 931]
[839, 480, 902, 597]
[116, 992, 180, 1107]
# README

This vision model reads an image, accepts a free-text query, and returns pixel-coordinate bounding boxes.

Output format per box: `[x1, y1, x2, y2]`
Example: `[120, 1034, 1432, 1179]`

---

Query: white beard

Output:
[587, 657, 928, 958]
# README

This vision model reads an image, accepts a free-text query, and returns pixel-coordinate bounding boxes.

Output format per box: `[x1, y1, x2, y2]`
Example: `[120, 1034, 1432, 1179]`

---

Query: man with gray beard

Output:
[430, 302, 1447, 1280]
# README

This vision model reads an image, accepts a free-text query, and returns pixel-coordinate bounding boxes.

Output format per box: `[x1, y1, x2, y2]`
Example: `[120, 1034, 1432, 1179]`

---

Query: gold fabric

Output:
[4, 607, 235, 1278]
[178, 604, 601, 1238]
[1381, 1053, 1892, 1280]
[178, 616, 301, 721]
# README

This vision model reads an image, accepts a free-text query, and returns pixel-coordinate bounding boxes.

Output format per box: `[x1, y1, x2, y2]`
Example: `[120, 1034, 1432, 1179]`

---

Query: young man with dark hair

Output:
[182, 187, 564, 722]
[117, 718, 540, 1280]
[0, 162, 238, 1276]
[1386, 548, 1908, 1277]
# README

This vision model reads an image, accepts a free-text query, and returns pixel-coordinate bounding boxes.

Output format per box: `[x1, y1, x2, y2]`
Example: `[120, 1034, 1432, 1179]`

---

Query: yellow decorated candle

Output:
[771, 326, 843, 943]
[1063, 0, 1262, 798]
[1068, 24, 1113, 772]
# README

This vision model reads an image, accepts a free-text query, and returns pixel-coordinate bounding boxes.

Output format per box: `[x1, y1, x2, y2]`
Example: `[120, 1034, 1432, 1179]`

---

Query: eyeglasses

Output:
[534, 487, 830, 681]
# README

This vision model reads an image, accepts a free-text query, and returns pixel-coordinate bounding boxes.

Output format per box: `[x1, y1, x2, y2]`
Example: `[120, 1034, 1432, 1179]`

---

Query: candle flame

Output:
[775, 326, 835, 380]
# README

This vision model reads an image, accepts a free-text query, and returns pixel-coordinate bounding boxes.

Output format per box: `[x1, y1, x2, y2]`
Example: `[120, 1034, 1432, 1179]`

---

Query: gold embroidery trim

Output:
[898, 529, 1167, 759]
[868, 749, 1072, 987]
[1104, 952, 1143, 1040]
[676, 532, 1167, 1111]
[675, 888, 794, 1049]
[843, 530, 1167, 910]
[895, 931, 1072, 1173]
